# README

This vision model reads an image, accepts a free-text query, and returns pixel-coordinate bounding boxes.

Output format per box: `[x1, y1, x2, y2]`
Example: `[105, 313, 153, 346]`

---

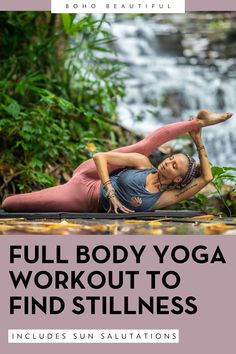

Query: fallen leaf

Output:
[192, 215, 215, 220]
[203, 222, 236, 235]
[135, 228, 163, 235]
[0, 225, 15, 231]
[148, 220, 162, 227]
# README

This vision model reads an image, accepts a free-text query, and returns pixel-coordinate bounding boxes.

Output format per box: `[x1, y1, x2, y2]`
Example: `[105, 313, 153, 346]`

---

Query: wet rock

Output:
[157, 32, 183, 57]
[216, 87, 225, 110]
[162, 90, 190, 116]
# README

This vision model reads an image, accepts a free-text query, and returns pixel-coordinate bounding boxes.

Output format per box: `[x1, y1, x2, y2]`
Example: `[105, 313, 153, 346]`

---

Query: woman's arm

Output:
[153, 130, 213, 209]
[93, 152, 152, 213]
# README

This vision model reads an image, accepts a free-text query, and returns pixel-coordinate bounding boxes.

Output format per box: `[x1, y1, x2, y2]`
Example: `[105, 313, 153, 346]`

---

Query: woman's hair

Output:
[149, 150, 201, 190]
[180, 153, 198, 188]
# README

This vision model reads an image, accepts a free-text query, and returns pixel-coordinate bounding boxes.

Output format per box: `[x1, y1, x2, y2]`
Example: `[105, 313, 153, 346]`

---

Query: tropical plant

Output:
[177, 165, 236, 215]
[0, 12, 126, 199]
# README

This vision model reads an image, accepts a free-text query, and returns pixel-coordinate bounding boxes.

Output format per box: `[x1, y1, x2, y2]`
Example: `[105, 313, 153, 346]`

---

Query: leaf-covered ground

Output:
[1, 217, 236, 236]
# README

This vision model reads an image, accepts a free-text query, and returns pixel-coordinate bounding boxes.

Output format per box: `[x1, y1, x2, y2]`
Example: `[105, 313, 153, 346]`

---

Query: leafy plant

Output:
[176, 166, 236, 215]
[211, 166, 236, 216]
[211, 166, 236, 191]
[0, 12, 126, 199]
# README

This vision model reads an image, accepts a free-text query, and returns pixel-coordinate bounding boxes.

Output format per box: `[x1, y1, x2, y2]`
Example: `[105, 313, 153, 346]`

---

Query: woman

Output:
[2, 109, 233, 213]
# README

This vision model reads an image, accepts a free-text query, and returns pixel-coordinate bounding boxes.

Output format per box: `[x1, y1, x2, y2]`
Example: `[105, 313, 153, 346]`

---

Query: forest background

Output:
[0, 12, 235, 215]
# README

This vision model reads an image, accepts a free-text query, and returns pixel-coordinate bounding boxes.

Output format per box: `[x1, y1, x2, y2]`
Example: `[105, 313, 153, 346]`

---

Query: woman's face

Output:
[158, 154, 189, 184]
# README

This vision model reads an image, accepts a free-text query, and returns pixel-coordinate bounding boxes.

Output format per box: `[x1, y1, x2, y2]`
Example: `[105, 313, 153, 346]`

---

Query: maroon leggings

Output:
[2, 120, 199, 212]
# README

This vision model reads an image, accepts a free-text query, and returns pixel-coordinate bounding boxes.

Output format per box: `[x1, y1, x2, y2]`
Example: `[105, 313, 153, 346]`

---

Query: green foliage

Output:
[211, 166, 236, 191]
[177, 193, 216, 214]
[211, 166, 236, 216]
[177, 166, 236, 216]
[210, 20, 230, 30]
[0, 12, 126, 199]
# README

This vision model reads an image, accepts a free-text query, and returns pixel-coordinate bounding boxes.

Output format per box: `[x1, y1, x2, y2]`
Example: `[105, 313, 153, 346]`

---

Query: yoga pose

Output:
[2, 110, 233, 213]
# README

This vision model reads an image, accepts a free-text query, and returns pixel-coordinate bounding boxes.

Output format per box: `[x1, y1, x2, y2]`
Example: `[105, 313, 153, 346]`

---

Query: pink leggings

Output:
[2, 120, 199, 212]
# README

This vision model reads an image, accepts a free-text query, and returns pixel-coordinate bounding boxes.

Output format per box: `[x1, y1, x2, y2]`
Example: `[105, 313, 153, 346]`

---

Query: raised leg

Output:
[73, 119, 200, 179]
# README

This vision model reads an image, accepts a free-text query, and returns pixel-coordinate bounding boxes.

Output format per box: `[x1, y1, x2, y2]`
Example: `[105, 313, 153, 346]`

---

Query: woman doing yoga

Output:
[2, 109, 233, 214]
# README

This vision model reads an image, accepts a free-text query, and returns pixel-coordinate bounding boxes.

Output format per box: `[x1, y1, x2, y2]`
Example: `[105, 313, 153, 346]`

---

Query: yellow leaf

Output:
[0, 225, 15, 231]
[203, 223, 235, 235]
[192, 215, 215, 220]
[136, 228, 163, 235]
[148, 220, 162, 227]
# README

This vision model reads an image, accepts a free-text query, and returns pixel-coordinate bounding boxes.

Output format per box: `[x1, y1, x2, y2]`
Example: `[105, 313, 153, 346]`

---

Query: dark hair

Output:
[149, 150, 172, 168]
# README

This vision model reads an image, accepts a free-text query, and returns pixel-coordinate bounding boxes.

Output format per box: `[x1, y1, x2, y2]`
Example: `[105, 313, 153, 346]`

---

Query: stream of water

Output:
[108, 15, 236, 166]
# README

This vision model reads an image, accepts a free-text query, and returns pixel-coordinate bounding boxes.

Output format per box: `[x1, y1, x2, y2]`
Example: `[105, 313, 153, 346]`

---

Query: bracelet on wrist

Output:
[197, 145, 205, 151]
[103, 180, 112, 188]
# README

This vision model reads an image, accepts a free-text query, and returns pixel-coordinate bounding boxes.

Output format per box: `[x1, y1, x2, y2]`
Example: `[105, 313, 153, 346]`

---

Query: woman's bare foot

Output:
[196, 109, 233, 127]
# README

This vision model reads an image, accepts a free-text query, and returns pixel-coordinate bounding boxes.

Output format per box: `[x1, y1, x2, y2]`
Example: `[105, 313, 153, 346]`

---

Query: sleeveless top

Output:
[100, 167, 163, 212]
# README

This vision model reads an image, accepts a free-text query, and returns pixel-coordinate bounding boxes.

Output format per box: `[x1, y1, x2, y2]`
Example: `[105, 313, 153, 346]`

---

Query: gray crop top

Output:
[100, 167, 163, 212]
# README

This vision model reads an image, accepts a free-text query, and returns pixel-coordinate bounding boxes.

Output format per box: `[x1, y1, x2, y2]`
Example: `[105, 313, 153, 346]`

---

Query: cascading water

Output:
[107, 15, 236, 166]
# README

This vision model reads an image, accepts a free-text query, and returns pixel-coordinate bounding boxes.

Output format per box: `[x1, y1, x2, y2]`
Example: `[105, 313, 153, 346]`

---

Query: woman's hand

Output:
[108, 195, 134, 214]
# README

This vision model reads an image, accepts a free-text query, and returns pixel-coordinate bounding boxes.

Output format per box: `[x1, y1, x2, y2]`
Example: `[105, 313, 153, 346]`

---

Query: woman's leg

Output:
[2, 180, 91, 212]
[73, 119, 200, 179]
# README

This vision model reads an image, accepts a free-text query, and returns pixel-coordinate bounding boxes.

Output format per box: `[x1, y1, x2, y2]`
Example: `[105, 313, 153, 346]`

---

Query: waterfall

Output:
[108, 16, 236, 166]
